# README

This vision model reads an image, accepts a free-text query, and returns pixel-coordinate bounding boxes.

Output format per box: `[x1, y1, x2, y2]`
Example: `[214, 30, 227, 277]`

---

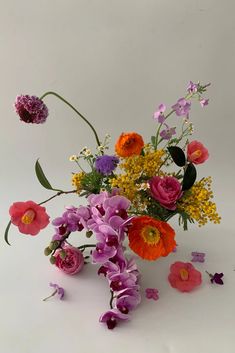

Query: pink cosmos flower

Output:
[149, 176, 183, 210]
[9, 200, 50, 235]
[168, 261, 202, 292]
[55, 246, 84, 275]
[187, 140, 209, 164]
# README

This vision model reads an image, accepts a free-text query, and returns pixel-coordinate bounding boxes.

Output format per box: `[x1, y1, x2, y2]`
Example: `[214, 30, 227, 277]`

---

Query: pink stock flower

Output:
[168, 261, 202, 292]
[149, 176, 183, 210]
[187, 140, 209, 165]
[9, 200, 50, 235]
[55, 246, 84, 275]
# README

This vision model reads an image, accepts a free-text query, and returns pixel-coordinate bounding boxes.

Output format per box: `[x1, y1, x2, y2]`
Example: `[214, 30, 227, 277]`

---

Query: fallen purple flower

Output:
[191, 251, 205, 263]
[145, 288, 159, 301]
[43, 282, 65, 301]
[206, 271, 224, 285]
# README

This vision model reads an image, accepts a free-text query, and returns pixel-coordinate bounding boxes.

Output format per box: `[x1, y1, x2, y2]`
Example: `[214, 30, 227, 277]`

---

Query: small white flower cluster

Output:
[96, 134, 111, 154]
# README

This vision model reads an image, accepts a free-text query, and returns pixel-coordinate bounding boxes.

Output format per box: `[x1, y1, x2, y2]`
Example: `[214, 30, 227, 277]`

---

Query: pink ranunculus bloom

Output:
[9, 200, 50, 235]
[168, 261, 202, 292]
[187, 140, 209, 165]
[55, 246, 84, 275]
[149, 176, 183, 210]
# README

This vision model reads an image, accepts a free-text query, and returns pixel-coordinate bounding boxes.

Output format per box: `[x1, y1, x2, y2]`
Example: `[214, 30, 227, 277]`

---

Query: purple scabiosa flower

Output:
[145, 288, 159, 301]
[200, 98, 209, 107]
[160, 124, 176, 140]
[14, 95, 48, 124]
[99, 309, 129, 329]
[43, 282, 65, 301]
[187, 81, 199, 93]
[95, 155, 119, 175]
[153, 103, 166, 123]
[172, 98, 191, 117]
[206, 271, 224, 285]
[191, 251, 205, 263]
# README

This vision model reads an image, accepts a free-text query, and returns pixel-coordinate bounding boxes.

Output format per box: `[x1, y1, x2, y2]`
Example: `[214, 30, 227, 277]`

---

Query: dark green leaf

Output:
[182, 163, 197, 190]
[167, 146, 186, 167]
[35, 159, 53, 190]
[4, 220, 11, 246]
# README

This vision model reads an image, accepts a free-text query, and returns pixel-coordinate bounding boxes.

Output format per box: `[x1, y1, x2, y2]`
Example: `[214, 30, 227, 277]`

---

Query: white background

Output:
[0, 1, 234, 352]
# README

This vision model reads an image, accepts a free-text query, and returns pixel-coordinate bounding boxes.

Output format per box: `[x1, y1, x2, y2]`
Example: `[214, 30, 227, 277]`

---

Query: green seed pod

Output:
[44, 247, 52, 256]
[50, 256, 56, 264]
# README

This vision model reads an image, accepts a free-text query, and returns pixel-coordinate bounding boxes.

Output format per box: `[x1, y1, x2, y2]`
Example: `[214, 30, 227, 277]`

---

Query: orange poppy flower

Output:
[128, 216, 176, 261]
[115, 132, 144, 157]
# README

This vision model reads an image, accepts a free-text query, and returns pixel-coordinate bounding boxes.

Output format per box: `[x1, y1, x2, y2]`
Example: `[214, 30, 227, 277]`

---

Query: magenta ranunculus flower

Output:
[55, 246, 84, 275]
[187, 140, 209, 164]
[14, 95, 48, 124]
[149, 176, 183, 210]
[168, 261, 202, 292]
[9, 200, 50, 235]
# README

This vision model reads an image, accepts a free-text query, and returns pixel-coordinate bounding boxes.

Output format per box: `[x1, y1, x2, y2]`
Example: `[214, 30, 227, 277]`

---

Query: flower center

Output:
[180, 268, 189, 281]
[191, 149, 202, 160]
[21, 209, 36, 224]
[141, 226, 160, 245]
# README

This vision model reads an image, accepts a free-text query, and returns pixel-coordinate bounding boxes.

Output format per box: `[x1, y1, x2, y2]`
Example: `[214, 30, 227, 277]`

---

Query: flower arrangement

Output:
[5, 81, 221, 329]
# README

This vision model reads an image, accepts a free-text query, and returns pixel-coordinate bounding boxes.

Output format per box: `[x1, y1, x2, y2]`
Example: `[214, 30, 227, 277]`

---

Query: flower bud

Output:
[86, 231, 93, 238]
[44, 247, 52, 256]
[49, 241, 60, 250]
[50, 256, 56, 264]
[59, 249, 67, 260]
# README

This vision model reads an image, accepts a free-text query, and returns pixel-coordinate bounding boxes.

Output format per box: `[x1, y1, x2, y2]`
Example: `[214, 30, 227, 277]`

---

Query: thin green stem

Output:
[40, 91, 101, 147]
[39, 190, 76, 206]
[43, 290, 57, 301]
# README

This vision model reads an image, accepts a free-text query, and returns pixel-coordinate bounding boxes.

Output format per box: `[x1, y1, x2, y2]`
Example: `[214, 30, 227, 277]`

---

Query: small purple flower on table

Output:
[172, 98, 191, 117]
[14, 95, 48, 124]
[191, 251, 205, 263]
[43, 283, 65, 301]
[206, 271, 224, 285]
[145, 288, 159, 301]
[153, 104, 166, 123]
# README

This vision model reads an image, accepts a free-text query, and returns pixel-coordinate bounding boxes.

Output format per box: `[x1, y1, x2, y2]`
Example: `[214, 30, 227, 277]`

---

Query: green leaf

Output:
[167, 146, 186, 167]
[151, 135, 156, 147]
[182, 163, 197, 190]
[4, 220, 12, 246]
[35, 159, 53, 190]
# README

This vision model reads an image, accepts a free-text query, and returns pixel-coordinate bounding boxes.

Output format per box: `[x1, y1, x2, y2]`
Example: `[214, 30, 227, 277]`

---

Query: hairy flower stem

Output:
[40, 91, 101, 147]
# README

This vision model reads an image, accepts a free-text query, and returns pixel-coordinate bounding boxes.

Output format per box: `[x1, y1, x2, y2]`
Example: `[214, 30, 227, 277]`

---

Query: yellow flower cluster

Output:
[178, 176, 221, 226]
[110, 147, 164, 206]
[71, 172, 85, 193]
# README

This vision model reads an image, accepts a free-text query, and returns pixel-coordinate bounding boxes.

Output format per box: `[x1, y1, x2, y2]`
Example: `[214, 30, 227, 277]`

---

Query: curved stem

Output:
[40, 91, 101, 147]
[77, 244, 96, 250]
[109, 290, 114, 309]
[39, 190, 77, 206]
